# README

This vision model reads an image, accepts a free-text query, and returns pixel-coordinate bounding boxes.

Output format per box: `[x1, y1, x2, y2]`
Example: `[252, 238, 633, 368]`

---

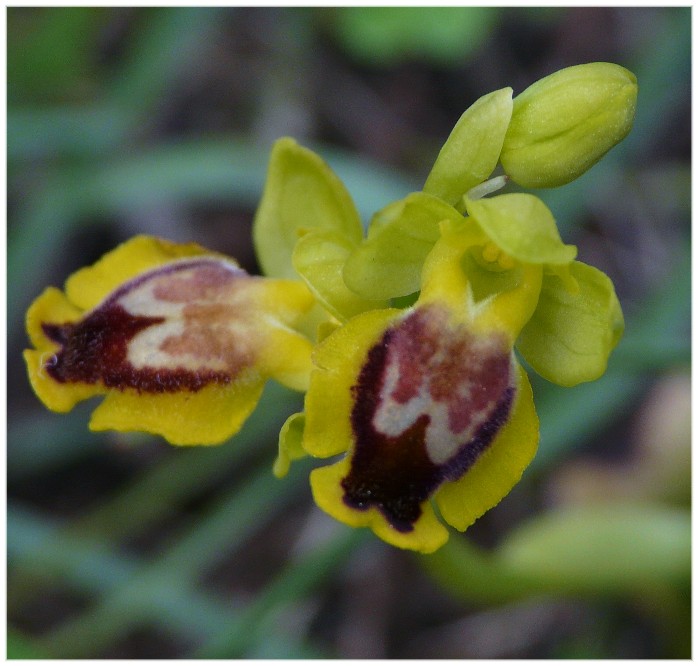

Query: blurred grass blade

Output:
[9, 383, 300, 605]
[8, 405, 110, 481]
[194, 528, 366, 658]
[529, 369, 645, 474]
[8, 138, 414, 338]
[32, 459, 307, 658]
[105, 7, 227, 114]
[7, 504, 242, 653]
[8, 105, 133, 160]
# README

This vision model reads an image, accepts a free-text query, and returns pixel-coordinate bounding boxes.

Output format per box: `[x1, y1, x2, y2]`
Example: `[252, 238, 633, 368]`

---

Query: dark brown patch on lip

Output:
[42, 304, 230, 393]
[343, 306, 515, 533]
[40, 258, 254, 394]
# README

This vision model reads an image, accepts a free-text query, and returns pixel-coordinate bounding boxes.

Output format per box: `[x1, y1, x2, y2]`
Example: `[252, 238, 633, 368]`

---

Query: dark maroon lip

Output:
[41, 258, 252, 394]
[342, 305, 515, 533]
[42, 304, 231, 393]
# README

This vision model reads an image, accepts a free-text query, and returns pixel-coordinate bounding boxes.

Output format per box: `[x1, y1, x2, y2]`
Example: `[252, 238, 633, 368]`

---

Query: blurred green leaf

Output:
[7, 7, 105, 104]
[7, 628, 53, 659]
[332, 7, 498, 66]
[420, 533, 543, 605]
[498, 504, 690, 594]
[424, 504, 689, 604]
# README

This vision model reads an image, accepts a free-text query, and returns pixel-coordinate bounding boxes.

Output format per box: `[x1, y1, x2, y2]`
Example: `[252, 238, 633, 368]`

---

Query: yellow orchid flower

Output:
[296, 217, 544, 552]
[22, 62, 634, 554]
[24, 235, 315, 445]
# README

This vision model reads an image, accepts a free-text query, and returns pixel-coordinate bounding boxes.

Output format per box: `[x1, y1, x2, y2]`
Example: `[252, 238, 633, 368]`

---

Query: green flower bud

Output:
[500, 62, 638, 188]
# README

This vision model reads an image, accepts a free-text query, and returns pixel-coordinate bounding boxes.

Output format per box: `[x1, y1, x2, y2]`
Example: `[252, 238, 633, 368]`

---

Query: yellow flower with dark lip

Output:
[24, 235, 315, 445]
[285, 187, 623, 552]
[22, 60, 634, 554]
[298, 217, 544, 553]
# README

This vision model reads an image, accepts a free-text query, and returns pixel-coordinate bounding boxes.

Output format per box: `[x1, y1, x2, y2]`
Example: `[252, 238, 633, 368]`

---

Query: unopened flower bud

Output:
[500, 62, 637, 188]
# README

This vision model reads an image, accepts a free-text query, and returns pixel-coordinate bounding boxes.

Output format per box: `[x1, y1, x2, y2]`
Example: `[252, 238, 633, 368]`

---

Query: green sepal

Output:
[292, 228, 387, 322]
[465, 193, 577, 265]
[516, 261, 624, 386]
[501, 62, 638, 188]
[253, 137, 363, 279]
[273, 411, 307, 478]
[343, 192, 462, 300]
[423, 87, 513, 206]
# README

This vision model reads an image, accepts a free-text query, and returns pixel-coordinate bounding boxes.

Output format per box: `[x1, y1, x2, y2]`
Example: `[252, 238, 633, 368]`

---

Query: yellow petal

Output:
[26, 286, 82, 349]
[89, 379, 265, 446]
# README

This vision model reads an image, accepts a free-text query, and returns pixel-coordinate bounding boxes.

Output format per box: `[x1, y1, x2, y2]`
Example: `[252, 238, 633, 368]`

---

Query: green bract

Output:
[516, 261, 624, 386]
[343, 192, 462, 300]
[423, 87, 513, 206]
[501, 62, 638, 188]
[464, 193, 577, 266]
[273, 412, 307, 479]
[253, 137, 363, 279]
[292, 228, 386, 321]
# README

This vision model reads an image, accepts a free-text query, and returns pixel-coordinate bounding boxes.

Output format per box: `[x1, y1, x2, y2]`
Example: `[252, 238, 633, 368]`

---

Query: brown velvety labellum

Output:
[42, 258, 261, 393]
[343, 305, 515, 532]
